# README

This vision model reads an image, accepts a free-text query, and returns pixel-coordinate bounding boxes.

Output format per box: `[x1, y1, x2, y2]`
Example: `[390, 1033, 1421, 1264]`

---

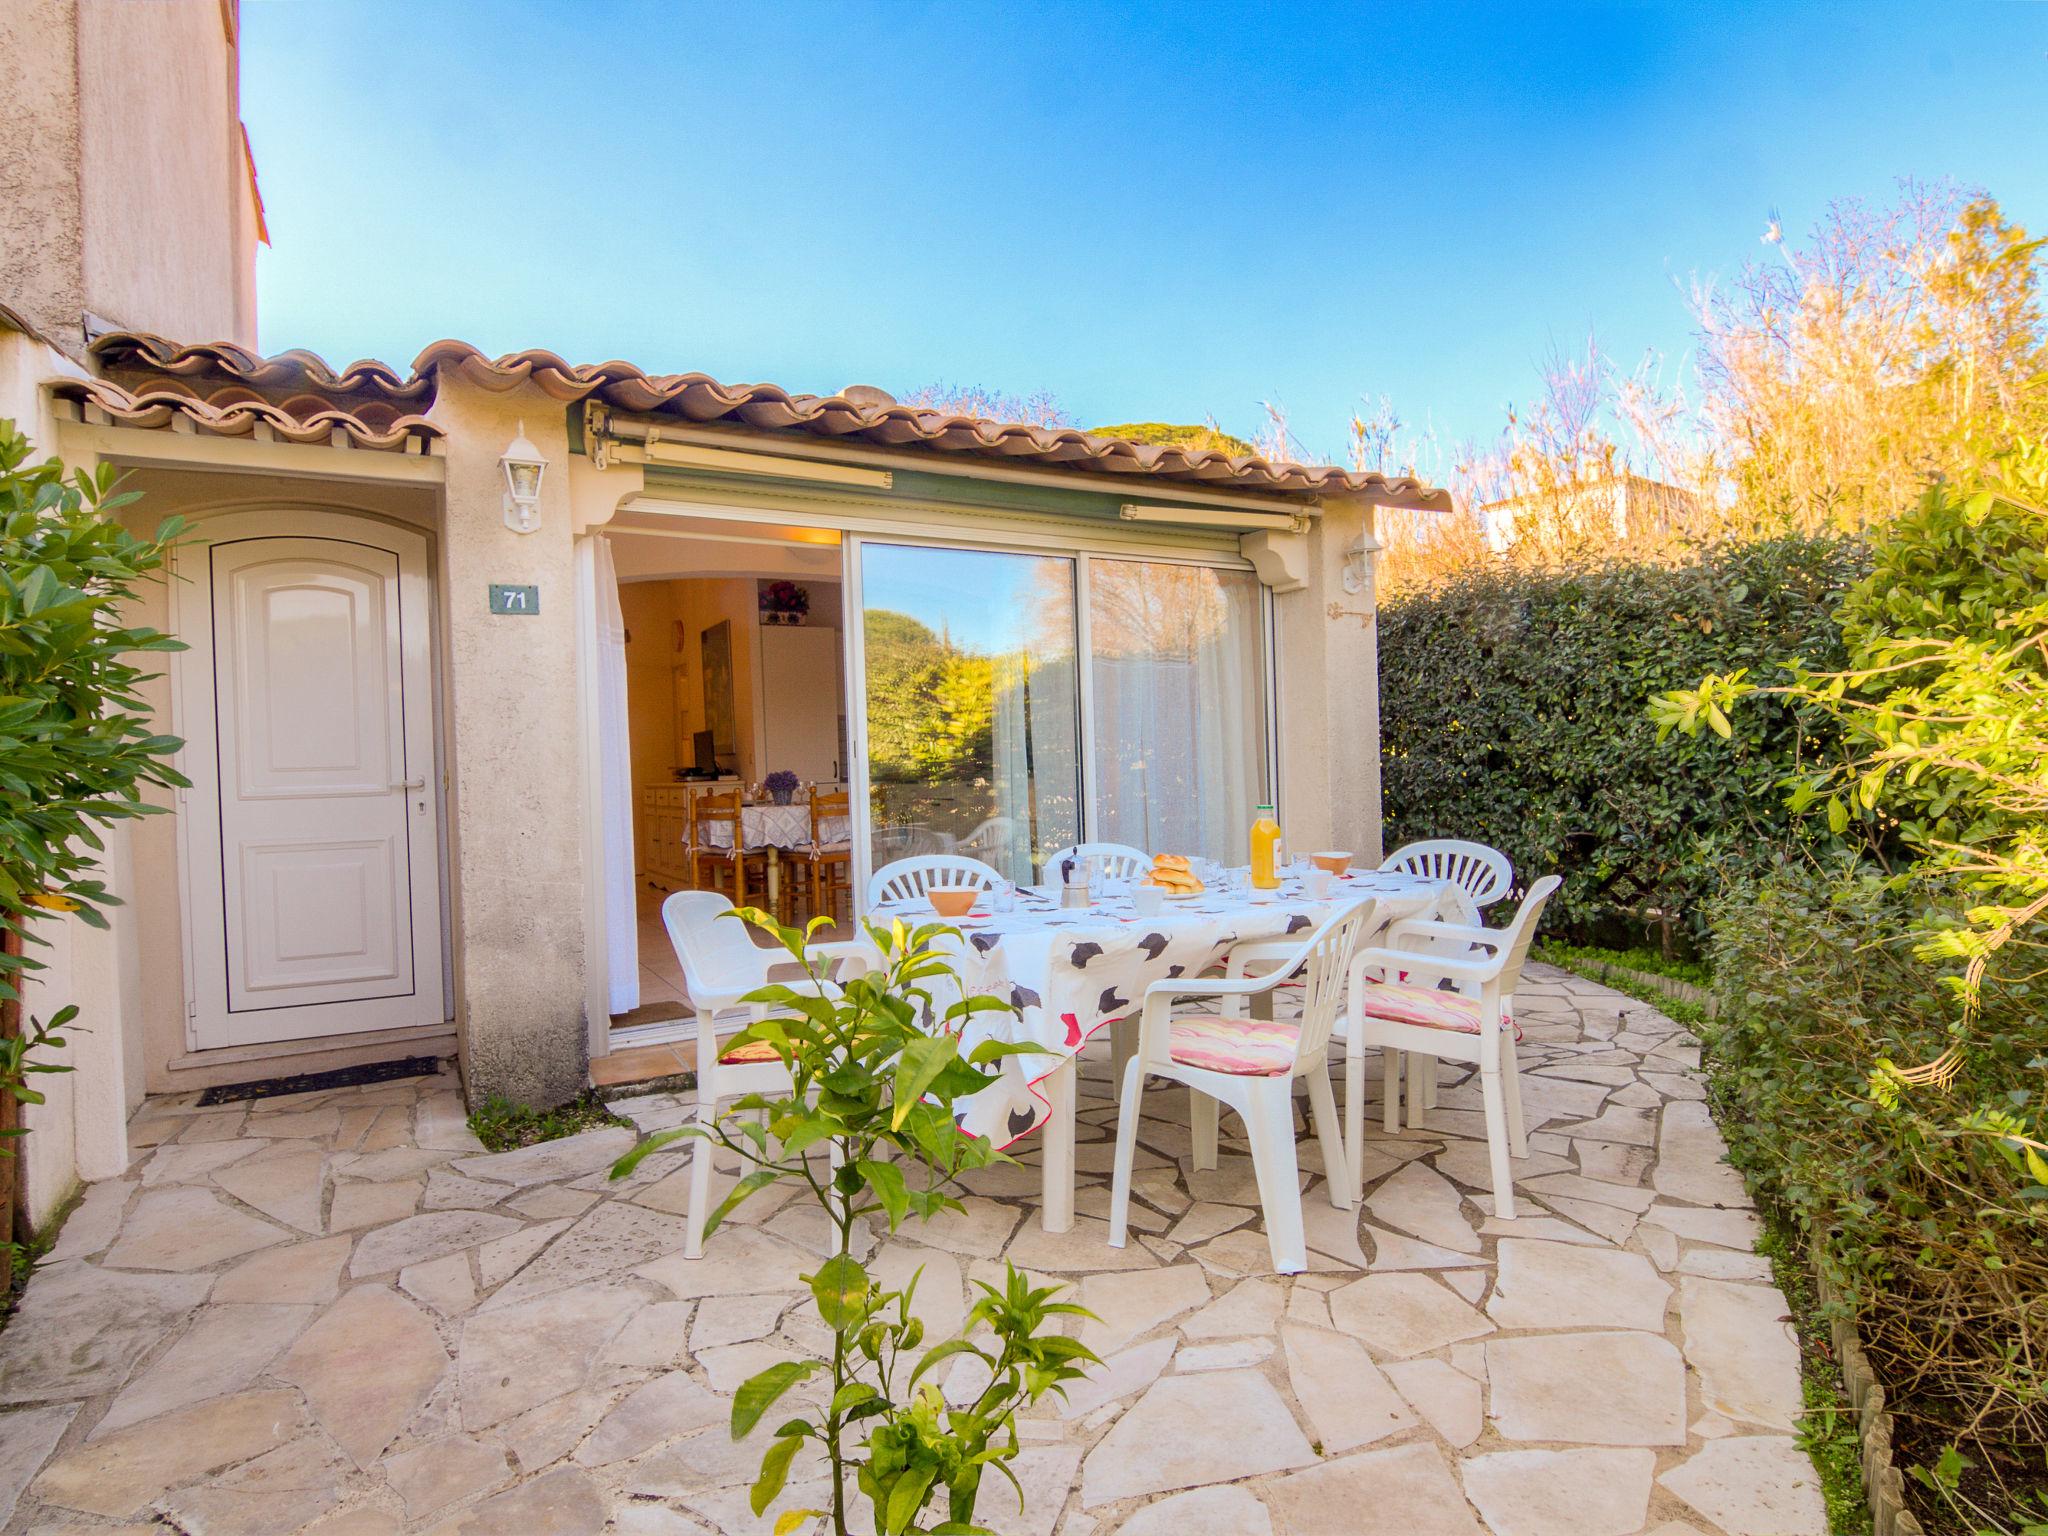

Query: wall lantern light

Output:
[501, 422, 547, 534]
[1342, 528, 1384, 596]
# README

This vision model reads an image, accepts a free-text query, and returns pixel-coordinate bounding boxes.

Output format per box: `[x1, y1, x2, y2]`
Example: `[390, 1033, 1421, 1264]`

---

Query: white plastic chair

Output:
[953, 816, 1017, 862]
[1042, 842, 1151, 885]
[1107, 899, 1378, 1274]
[866, 854, 1002, 908]
[1345, 875, 1562, 1218]
[661, 891, 870, 1258]
[1381, 839, 1512, 915]
[1377, 840, 1515, 1111]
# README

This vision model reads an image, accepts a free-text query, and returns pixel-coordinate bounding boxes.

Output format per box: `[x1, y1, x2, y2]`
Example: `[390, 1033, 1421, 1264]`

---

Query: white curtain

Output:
[989, 651, 1035, 881]
[1089, 562, 1264, 861]
[594, 536, 639, 1016]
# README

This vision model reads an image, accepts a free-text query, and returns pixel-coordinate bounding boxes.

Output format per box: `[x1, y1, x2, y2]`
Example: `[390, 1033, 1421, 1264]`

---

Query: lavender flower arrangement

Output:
[764, 769, 800, 805]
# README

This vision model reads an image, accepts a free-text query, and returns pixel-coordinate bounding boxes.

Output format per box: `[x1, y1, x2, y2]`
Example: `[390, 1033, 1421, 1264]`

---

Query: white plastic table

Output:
[867, 866, 1448, 1231]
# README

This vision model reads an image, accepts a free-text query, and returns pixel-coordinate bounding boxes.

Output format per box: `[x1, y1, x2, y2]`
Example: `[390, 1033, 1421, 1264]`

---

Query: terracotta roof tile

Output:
[51, 374, 440, 452]
[82, 331, 1449, 506]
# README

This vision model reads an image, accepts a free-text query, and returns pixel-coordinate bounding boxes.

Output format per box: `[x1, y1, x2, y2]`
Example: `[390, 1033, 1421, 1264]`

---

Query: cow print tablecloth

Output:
[868, 868, 1447, 1148]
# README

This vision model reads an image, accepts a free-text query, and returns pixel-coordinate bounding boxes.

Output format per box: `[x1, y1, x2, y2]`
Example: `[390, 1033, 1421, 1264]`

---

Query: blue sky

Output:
[244, 2, 2047, 468]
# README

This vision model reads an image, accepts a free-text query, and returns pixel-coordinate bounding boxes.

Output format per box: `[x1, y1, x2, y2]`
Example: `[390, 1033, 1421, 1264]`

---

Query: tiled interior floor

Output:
[633, 889, 689, 1015]
[0, 965, 1824, 1535]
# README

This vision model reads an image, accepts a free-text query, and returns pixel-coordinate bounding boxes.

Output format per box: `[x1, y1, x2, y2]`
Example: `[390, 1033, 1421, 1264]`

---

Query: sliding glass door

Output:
[857, 543, 1080, 884]
[850, 538, 1270, 898]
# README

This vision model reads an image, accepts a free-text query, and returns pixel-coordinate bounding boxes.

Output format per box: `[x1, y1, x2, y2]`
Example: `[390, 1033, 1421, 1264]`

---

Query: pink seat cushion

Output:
[1356, 980, 1520, 1040]
[1167, 1014, 1301, 1077]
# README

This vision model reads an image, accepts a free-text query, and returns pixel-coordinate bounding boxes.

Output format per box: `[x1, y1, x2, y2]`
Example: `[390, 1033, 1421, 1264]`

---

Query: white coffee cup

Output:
[1305, 868, 1335, 900]
[1131, 885, 1164, 916]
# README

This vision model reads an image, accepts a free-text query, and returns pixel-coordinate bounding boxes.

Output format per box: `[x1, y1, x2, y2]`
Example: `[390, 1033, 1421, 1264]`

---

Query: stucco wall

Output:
[0, 0, 87, 350]
[1274, 496, 1385, 866]
[431, 385, 590, 1107]
[0, 0, 254, 356]
[76, 0, 252, 343]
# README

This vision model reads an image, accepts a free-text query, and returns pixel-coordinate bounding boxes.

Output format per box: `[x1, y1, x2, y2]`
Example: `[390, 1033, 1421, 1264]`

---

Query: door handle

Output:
[395, 778, 426, 792]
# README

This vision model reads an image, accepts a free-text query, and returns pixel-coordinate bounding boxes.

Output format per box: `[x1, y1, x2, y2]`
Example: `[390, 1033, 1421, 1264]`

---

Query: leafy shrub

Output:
[0, 422, 182, 1261]
[612, 910, 1095, 1535]
[1378, 532, 1870, 941]
[1705, 866, 2045, 1521]
[1661, 442, 2048, 1531]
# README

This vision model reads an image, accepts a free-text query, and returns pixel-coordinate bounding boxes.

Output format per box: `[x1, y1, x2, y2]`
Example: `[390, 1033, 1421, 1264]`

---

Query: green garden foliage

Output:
[863, 610, 996, 790]
[0, 423, 184, 960]
[612, 911, 1095, 1536]
[1661, 443, 2048, 1530]
[1705, 867, 2045, 1520]
[1377, 532, 1870, 942]
[0, 420, 182, 1263]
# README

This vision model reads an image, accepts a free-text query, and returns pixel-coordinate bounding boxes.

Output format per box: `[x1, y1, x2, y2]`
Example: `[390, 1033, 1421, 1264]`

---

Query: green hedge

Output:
[1377, 535, 1869, 941]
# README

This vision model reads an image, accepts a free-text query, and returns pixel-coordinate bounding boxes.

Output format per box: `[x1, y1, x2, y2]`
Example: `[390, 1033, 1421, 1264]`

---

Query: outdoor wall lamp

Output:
[1342, 529, 1384, 596]
[501, 422, 547, 533]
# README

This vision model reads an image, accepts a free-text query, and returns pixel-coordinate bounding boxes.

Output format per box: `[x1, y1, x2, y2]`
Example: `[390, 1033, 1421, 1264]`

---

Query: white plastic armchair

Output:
[1345, 875, 1562, 1217]
[1107, 898, 1378, 1274]
[660, 891, 872, 1258]
[866, 854, 1002, 908]
[1375, 840, 1514, 1112]
[1381, 839, 1512, 916]
[1042, 842, 1151, 885]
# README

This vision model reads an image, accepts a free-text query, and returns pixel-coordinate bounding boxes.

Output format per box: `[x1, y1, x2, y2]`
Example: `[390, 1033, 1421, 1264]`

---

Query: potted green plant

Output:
[612, 909, 1097, 1535]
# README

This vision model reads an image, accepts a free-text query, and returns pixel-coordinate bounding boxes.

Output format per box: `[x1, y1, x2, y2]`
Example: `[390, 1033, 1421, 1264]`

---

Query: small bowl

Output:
[929, 888, 979, 918]
[1310, 851, 1353, 877]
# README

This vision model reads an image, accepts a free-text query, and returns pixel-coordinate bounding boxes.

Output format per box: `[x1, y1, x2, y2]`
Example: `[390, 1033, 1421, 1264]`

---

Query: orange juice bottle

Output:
[1249, 802, 1281, 889]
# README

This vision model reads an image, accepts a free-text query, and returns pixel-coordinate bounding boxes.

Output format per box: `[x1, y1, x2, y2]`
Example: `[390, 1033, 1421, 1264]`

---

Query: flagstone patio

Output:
[0, 965, 1825, 1536]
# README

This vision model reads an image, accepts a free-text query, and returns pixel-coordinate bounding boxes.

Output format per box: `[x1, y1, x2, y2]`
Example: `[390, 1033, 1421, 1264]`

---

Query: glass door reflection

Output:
[858, 544, 1079, 885]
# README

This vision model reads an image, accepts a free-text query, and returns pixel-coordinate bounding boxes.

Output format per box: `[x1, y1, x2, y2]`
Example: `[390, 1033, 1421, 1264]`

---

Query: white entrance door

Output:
[178, 512, 445, 1048]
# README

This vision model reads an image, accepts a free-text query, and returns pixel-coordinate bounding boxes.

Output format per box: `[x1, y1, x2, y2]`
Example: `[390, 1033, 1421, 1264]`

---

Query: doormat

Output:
[196, 1055, 444, 1106]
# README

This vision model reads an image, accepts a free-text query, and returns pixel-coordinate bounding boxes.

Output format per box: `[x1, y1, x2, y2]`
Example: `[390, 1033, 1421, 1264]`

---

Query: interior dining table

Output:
[864, 864, 1451, 1233]
[694, 799, 851, 913]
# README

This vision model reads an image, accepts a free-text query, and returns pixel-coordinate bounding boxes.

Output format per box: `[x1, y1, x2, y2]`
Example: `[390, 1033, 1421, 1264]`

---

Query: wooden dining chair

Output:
[790, 789, 854, 927]
[691, 788, 768, 908]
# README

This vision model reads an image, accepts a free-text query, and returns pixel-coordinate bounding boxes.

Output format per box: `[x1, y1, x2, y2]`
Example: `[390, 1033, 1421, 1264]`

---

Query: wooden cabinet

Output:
[638, 783, 710, 890]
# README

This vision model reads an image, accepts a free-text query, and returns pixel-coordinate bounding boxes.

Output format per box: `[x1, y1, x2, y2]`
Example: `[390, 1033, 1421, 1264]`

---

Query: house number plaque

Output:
[489, 583, 539, 615]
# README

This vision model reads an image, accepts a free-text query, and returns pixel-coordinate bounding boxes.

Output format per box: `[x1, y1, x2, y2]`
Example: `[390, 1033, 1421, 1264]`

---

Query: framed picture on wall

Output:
[700, 619, 737, 767]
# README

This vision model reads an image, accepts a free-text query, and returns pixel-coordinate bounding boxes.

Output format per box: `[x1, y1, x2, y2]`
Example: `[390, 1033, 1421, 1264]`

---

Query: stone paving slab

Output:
[0, 970, 1825, 1534]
